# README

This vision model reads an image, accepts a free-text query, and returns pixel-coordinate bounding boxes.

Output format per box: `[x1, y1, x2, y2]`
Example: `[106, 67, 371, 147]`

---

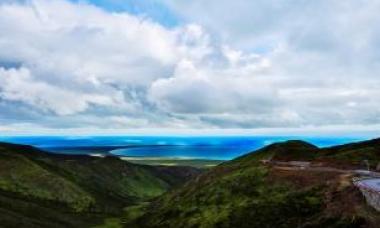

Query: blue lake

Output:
[0, 136, 370, 160]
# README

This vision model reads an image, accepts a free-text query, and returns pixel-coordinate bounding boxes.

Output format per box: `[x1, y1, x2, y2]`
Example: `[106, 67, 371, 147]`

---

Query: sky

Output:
[1, 0, 380, 136]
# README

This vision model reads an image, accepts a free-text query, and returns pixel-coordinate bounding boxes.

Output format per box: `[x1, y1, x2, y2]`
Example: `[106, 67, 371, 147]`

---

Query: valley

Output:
[1, 138, 380, 227]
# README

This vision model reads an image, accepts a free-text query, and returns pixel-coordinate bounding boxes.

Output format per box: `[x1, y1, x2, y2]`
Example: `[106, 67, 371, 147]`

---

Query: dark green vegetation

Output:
[2, 138, 380, 228]
[320, 138, 380, 166]
[127, 139, 380, 228]
[0, 142, 201, 227]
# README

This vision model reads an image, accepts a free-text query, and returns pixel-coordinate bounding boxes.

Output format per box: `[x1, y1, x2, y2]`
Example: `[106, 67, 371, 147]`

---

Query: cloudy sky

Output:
[1, 0, 380, 135]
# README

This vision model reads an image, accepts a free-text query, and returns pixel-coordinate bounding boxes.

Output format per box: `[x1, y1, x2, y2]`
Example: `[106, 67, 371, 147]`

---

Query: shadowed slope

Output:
[319, 138, 380, 166]
[0, 142, 201, 227]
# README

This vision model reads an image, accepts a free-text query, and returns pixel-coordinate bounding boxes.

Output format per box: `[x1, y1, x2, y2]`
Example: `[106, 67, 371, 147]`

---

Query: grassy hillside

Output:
[231, 140, 319, 165]
[0, 142, 201, 227]
[2, 138, 380, 227]
[319, 138, 380, 166]
[127, 139, 380, 228]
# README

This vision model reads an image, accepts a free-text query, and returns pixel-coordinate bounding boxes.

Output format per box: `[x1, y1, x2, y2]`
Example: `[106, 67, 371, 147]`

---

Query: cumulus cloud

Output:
[0, 0, 205, 124]
[149, 54, 276, 114]
[160, 0, 380, 127]
[0, 0, 380, 133]
[0, 67, 124, 115]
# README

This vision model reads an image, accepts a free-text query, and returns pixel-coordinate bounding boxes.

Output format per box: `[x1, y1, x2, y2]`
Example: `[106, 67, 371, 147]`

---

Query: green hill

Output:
[231, 140, 319, 165]
[0, 142, 201, 227]
[319, 138, 380, 166]
[127, 139, 380, 228]
[3, 138, 380, 228]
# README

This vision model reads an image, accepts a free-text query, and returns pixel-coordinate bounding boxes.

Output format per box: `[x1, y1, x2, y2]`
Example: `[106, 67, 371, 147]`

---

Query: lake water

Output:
[0, 136, 369, 160]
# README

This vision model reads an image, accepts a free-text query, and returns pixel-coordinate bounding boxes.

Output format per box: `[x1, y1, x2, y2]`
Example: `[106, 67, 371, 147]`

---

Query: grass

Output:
[94, 203, 150, 228]
[0, 142, 202, 227]
[93, 218, 123, 228]
[127, 164, 326, 227]
[0, 150, 94, 212]
[3, 138, 380, 227]
[125, 139, 380, 227]
[121, 158, 224, 169]
[123, 202, 150, 222]
[120, 168, 168, 199]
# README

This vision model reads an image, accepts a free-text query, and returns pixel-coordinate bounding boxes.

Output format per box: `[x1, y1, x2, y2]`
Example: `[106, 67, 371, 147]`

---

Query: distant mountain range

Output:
[1, 138, 380, 227]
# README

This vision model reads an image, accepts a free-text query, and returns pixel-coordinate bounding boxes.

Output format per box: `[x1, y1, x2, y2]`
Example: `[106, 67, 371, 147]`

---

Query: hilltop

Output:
[127, 138, 380, 228]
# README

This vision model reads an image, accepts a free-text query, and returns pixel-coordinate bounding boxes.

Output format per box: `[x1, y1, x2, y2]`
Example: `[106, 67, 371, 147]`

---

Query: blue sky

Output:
[1, 0, 380, 136]
[76, 0, 180, 27]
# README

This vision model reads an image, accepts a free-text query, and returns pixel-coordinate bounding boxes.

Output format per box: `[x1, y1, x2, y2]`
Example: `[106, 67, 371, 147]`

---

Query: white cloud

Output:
[0, 0, 203, 118]
[1, 0, 380, 133]
[0, 67, 124, 115]
[148, 55, 277, 115]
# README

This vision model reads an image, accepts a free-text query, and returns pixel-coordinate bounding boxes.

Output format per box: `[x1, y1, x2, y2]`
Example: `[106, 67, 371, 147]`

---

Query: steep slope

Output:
[0, 143, 94, 211]
[319, 138, 380, 166]
[0, 142, 201, 227]
[128, 139, 380, 228]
